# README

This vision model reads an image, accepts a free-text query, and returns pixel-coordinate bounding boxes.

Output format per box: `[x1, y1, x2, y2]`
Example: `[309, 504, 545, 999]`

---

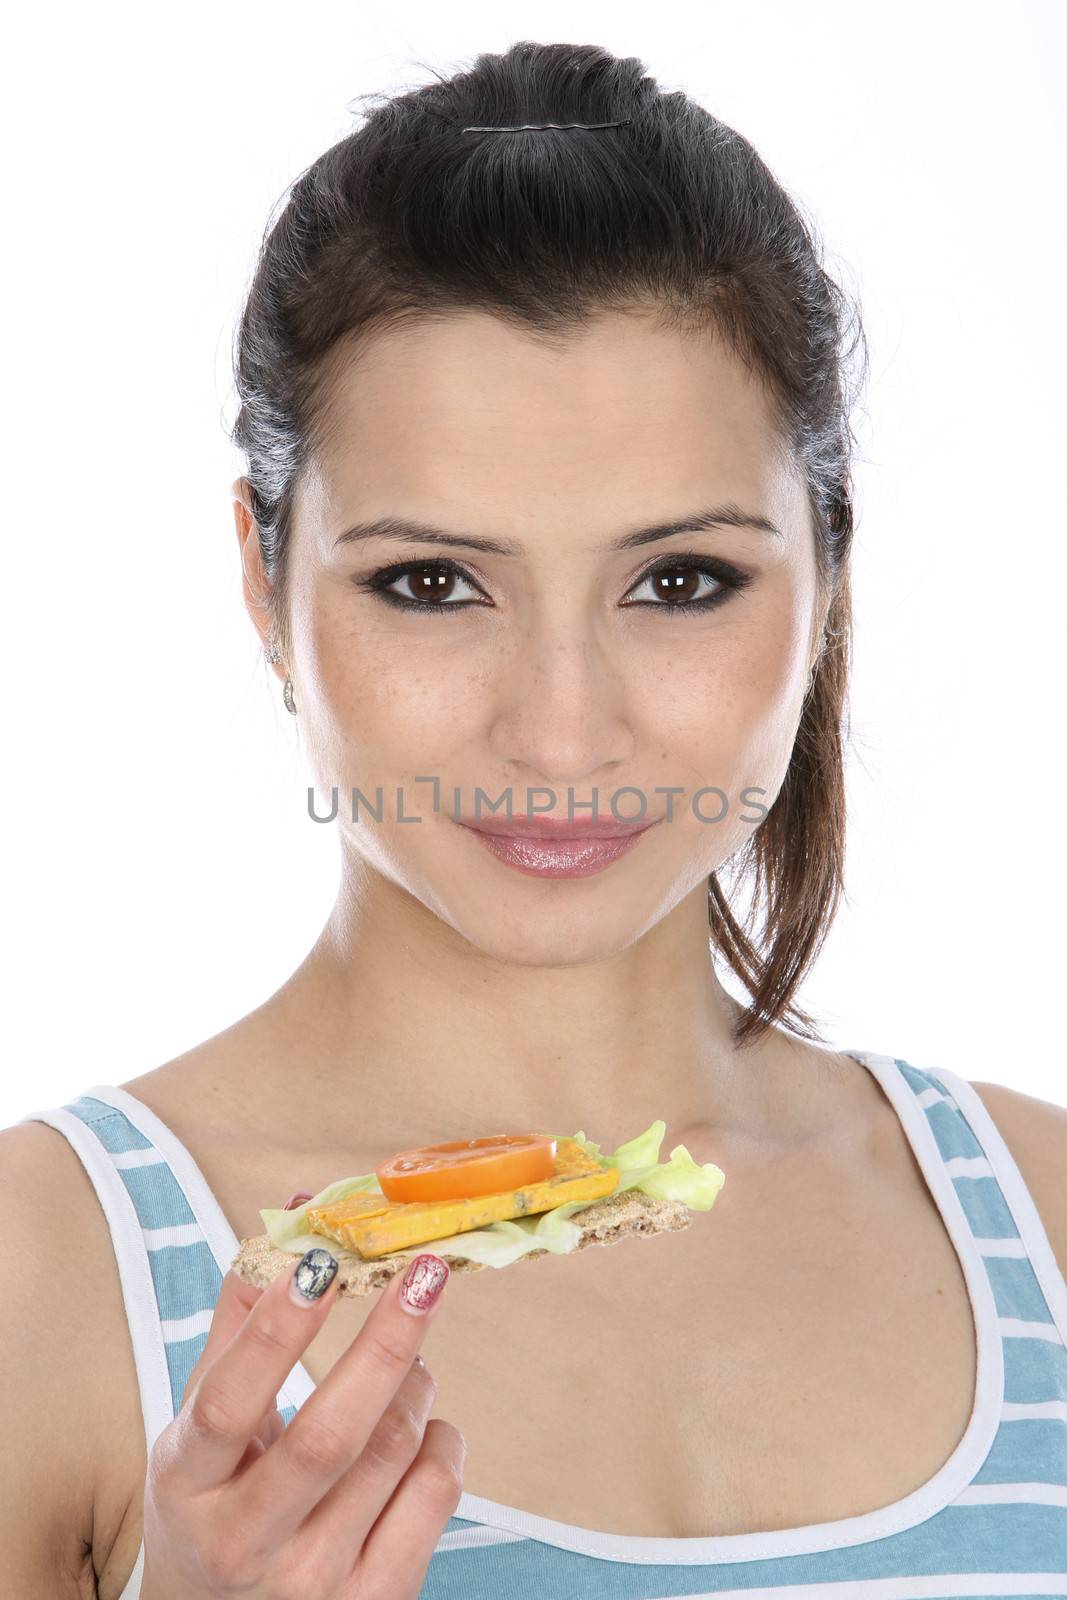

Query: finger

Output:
[249, 1403, 287, 1456]
[289, 1355, 438, 1574]
[260, 1405, 288, 1449]
[232, 1434, 268, 1479]
[230, 1253, 449, 1550]
[355, 1419, 467, 1599]
[233, 1402, 288, 1474]
[170, 1248, 341, 1495]
[179, 1268, 267, 1410]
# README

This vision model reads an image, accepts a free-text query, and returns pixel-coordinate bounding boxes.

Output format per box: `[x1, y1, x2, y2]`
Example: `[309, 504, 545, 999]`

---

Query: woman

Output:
[7, 38, 1067, 1599]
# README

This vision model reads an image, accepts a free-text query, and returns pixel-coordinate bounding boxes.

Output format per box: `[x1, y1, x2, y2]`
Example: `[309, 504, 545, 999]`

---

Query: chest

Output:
[323, 1154, 977, 1538]
[96, 1131, 977, 1595]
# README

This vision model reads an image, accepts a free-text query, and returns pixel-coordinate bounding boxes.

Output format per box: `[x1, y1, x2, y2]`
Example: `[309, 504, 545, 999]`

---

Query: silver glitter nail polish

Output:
[293, 1246, 339, 1300]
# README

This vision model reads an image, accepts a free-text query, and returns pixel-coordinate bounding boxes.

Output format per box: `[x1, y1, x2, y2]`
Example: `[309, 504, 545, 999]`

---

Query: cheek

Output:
[305, 604, 493, 771]
[720, 633, 808, 798]
[660, 609, 800, 724]
[653, 614, 806, 802]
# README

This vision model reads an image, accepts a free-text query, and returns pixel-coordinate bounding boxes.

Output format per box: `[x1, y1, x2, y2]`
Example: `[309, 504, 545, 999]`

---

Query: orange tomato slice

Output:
[375, 1133, 557, 1203]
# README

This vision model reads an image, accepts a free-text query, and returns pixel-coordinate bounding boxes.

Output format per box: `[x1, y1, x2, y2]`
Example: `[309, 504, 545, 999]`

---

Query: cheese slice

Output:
[307, 1137, 619, 1259]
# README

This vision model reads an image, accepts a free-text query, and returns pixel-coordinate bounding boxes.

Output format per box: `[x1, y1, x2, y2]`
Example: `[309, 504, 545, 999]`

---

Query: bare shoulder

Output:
[967, 1077, 1067, 1281]
[0, 1120, 147, 1596]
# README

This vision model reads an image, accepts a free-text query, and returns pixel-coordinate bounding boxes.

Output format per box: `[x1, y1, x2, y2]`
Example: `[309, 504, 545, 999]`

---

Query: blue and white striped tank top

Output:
[20, 1049, 1067, 1596]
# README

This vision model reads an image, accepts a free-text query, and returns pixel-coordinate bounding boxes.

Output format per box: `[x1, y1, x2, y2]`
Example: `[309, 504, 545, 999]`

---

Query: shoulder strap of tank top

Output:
[925, 1065, 1067, 1346]
[19, 1098, 175, 1452]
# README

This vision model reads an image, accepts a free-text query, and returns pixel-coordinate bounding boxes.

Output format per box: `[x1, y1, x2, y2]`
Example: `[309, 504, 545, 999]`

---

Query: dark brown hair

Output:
[230, 40, 868, 1052]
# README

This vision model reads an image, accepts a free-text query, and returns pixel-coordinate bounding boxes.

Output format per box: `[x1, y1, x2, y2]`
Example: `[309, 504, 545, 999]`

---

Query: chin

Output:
[428, 889, 655, 968]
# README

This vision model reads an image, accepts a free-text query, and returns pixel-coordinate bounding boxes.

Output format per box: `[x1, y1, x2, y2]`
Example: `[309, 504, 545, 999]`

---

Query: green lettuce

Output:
[261, 1120, 725, 1270]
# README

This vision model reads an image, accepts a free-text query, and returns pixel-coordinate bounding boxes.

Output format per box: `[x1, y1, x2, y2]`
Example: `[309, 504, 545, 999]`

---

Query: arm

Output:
[969, 1079, 1067, 1280]
[0, 1122, 111, 1598]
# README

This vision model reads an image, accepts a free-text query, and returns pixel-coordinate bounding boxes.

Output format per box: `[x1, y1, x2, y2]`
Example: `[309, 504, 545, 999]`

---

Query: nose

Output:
[485, 615, 636, 788]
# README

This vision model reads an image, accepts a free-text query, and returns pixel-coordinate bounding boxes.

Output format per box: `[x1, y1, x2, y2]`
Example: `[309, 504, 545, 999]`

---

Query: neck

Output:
[245, 867, 848, 1161]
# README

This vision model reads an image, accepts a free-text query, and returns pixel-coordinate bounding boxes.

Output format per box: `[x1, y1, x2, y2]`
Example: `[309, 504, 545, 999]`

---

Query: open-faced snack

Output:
[230, 1120, 726, 1296]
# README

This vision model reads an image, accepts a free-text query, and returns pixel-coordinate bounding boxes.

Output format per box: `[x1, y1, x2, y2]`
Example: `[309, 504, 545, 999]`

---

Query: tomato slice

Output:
[376, 1133, 557, 1203]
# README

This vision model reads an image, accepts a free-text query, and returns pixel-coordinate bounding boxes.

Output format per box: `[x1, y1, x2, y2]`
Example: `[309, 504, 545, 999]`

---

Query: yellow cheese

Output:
[307, 1137, 619, 1260]
[309, 1191, 396, 1223]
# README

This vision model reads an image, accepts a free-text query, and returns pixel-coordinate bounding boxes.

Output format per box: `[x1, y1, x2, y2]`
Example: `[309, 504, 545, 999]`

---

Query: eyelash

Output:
[355, 554, 754, 618]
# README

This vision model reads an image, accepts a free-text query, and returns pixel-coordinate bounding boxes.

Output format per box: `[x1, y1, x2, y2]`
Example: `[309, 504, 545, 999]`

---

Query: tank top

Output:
[18, 1049, 1067, 1595]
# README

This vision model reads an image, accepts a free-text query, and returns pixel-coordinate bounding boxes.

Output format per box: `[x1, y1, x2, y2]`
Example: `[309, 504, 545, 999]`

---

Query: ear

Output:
[232, 477, 283, 675]
[807, 616, 827, 677]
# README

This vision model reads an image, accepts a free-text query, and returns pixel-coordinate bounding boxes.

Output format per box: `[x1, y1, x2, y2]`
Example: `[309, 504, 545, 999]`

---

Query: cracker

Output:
[230, 1188, 692, 1297]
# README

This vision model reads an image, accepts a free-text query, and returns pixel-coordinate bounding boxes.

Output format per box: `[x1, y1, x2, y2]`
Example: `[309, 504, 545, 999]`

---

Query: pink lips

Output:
[457, 813, 660, 878]
[458, 813, 652, 841]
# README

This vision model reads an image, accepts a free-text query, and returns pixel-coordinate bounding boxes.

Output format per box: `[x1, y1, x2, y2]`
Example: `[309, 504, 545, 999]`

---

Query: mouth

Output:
[455, 814, 662, 879]
[456, 813, 658, 842]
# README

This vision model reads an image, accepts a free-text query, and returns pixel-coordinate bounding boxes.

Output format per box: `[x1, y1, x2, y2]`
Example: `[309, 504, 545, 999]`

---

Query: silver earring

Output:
[264, 642, 282, 664]
[283, 676, 297, 715]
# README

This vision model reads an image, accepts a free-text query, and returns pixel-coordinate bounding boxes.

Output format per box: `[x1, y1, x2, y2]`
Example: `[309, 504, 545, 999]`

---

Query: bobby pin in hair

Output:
[461, 119, 633, 133]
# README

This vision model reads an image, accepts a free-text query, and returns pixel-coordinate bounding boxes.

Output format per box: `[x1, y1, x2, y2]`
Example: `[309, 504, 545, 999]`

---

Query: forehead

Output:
[306, 308, 804, 541]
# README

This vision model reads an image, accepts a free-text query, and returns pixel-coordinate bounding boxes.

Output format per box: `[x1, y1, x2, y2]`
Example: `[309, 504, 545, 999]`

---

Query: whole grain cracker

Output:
[230, 1188, 692, 1297]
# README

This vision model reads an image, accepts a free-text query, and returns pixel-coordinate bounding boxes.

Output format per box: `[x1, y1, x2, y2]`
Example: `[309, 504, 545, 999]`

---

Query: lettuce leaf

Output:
[567, 1120, 727, 1210]
[261, 1121, 725, 1270]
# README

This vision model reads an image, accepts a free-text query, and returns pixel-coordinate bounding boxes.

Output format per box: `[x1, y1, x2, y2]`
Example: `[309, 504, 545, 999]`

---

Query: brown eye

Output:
[400, 564, 460, 602]
[362, 559, 486, 612]
[648, 567, 705, 604]
[622, 558, 745, 613]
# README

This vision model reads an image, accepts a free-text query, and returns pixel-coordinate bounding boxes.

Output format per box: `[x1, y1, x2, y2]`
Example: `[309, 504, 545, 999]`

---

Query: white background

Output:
[3, 1, 1064, 1125]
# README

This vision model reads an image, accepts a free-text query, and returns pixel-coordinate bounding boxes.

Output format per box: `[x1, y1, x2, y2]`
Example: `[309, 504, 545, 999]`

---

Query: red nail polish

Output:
[399, 1253, 450, 1313]
[284, 1191, 314, 1211]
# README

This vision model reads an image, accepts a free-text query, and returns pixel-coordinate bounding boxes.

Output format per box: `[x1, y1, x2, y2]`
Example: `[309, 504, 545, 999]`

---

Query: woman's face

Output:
[242, 307, 826, 964]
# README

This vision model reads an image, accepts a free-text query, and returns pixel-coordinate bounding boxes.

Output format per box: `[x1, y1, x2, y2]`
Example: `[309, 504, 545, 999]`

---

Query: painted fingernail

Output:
[290, 1247, 338, 1306]
[284, 1191, 314, 1210]
[399, 1253, 449, 1315]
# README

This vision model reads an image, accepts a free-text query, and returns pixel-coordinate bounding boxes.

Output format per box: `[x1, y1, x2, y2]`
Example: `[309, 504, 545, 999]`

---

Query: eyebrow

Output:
[332, 503, 784, 557]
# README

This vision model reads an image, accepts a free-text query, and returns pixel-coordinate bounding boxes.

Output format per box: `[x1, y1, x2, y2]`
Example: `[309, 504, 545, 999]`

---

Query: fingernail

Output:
[284, 1191, 314, 1211]
[399, 1253, 449, 1315]
[290, 1247, 338, 1306]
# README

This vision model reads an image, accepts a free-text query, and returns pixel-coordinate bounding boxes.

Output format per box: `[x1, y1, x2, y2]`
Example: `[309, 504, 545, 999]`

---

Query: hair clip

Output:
[461, 119, 632, 133]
